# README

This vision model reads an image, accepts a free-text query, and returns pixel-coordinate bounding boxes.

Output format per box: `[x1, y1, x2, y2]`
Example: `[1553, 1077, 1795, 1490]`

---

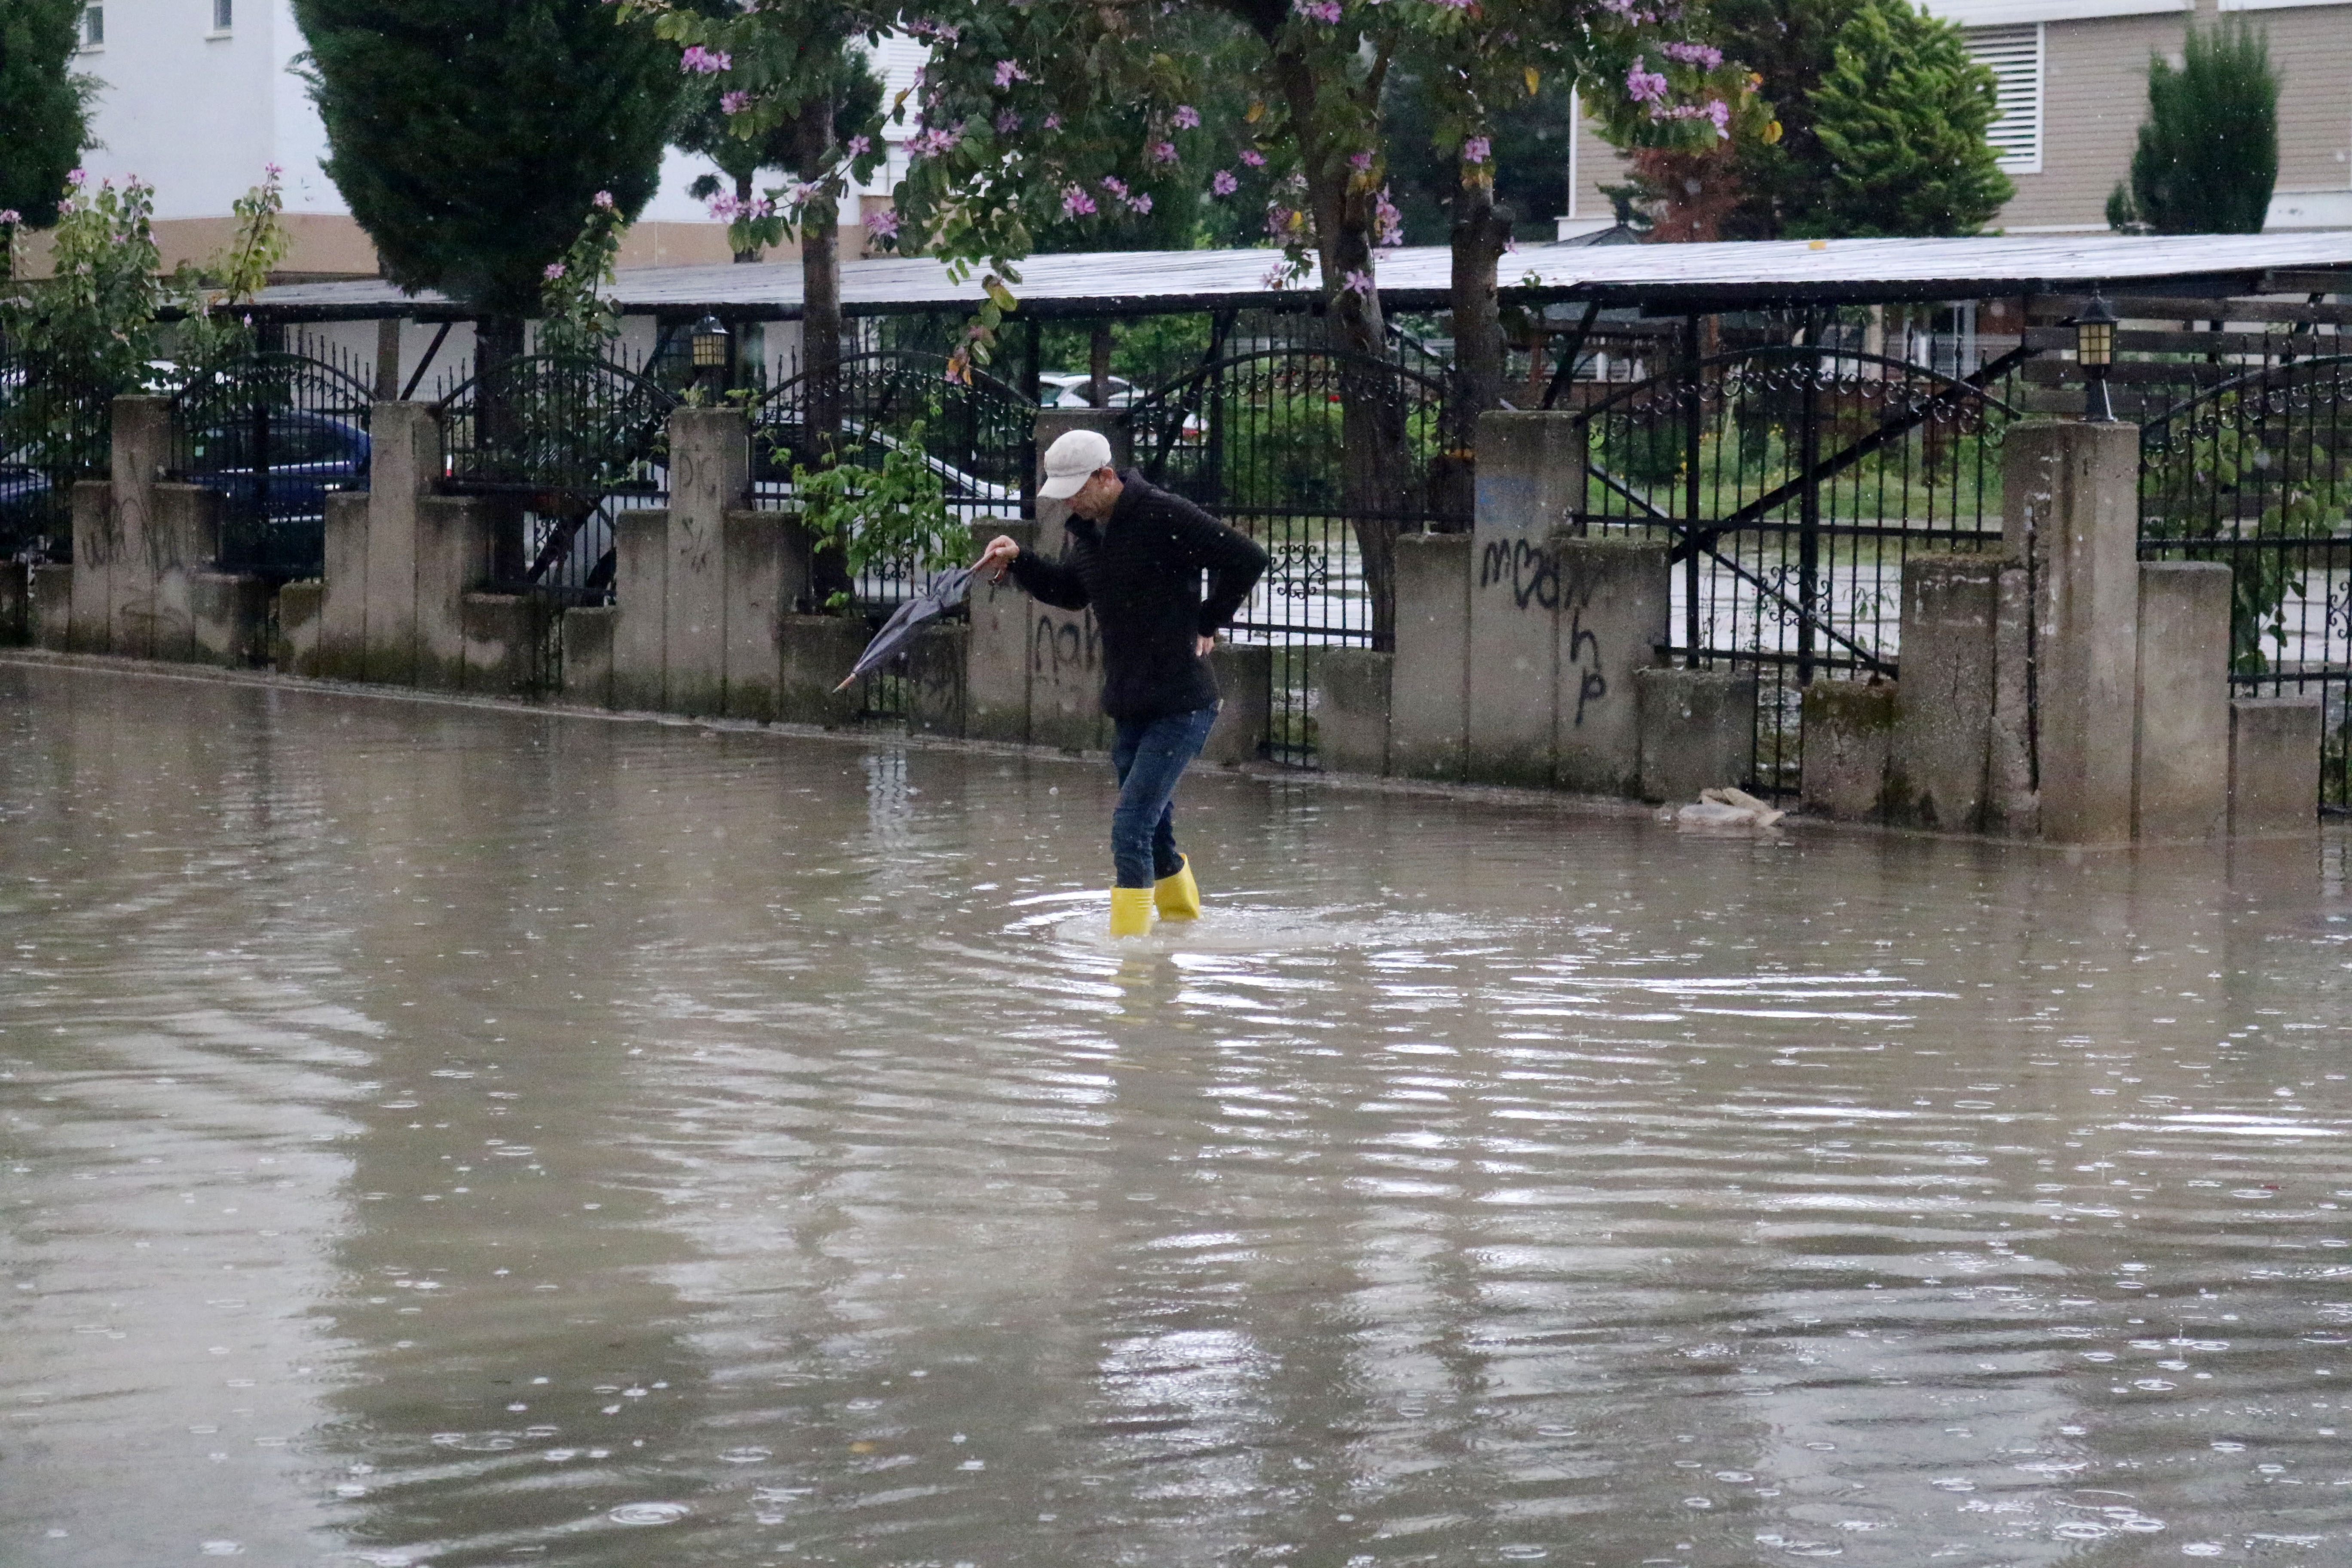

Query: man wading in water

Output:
[976, 429, 1269, 939]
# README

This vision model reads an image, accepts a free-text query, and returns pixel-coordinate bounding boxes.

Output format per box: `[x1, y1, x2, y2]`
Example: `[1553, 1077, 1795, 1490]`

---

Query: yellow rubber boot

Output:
[1154, 856, 1202, 920]
[1109, 886, 1157, 939]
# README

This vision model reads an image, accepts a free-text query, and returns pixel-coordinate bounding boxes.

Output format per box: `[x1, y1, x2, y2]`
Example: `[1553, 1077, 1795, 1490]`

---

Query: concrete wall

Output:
[1390, 533, 1473, 780]
[603, 409, 843, 720]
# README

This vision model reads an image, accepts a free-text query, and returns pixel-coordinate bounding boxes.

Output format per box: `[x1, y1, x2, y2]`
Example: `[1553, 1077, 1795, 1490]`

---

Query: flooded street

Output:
[9, 658, 2352, 1567]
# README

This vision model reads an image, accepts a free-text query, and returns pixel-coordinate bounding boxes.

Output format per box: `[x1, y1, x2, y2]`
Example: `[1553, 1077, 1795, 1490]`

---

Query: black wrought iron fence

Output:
[1128, 346, 1455, 763]
[432, 350, 675, 648]
[0, 334, 113, 564]
[2139, 354, 2352, 808]
[749, 350, 1034, 722]
[166, 340, 375, 580]
[1577, 343, 2027, 794]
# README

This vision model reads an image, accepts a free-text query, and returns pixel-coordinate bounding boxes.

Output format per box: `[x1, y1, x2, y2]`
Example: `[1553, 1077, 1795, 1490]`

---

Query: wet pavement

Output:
[5, 657, 2352, 1567]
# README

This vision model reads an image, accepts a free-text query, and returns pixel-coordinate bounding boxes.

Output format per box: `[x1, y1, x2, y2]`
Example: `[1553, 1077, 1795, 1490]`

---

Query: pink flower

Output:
[995, 110, 1021, 133]
[707, 192, 743, 220]
[1374, 185, 1403, 246]
[1663, 41, 1723, 68]
[1127, 191, 1153, 214]
[992, 59, 1027, 88]
[66, 168, 86, 187]
[680, 45, 732, 74]
[908, 125, 965, 158]
[865, 208, 900, 237]
[593, 190, 615, 209]
[1707, 98, 1730, 136]
[1341, 268, 1374, 299]
[1044, 113, 1062, 130]
[1625, 60, 1669, 103]
[263, 162, 283, 178]
[1240, 149, 1266, 167]
[720, 90, 752, 115]
[1173, 105, 1200, 129]
[1294, 0, 1341, 20]
[1348, 150, 1372, 172]
[1461, 135, 1489, 165]
[1150, 141, 1178, 163]
[0, 210, 20, 225]
[1211, 169, 1239, 196]
[1061, 185, 1097, 217]
[1100, 174, 1130, 197]
[847, 135, 871, 157]
[545, 263, 566, 280]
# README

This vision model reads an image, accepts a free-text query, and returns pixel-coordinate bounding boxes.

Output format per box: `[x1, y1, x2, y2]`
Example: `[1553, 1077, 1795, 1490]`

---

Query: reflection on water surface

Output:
[5, 659, 2352, 1567]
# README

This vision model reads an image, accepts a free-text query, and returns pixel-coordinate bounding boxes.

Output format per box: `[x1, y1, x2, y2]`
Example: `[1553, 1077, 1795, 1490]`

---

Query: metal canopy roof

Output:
[251, 230, 2352, 322]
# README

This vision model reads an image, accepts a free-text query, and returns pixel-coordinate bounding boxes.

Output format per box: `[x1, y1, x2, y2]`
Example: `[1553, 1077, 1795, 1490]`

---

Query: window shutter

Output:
[1965, 24, 2044, 175]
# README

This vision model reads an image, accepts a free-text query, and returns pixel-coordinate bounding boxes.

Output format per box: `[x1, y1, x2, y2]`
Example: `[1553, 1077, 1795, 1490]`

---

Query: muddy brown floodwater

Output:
[6, 659, 2352, 1566]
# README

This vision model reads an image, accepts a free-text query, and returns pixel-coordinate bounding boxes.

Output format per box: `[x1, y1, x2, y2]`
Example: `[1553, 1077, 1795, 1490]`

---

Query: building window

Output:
[79, 4, 102, 48]
[1966, 24, 2044, 176]
[212, 0, 232, 31]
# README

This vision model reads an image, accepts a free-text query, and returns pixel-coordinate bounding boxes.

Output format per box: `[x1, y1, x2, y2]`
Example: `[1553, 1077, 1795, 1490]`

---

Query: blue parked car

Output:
[0, 459, 67, 560]
[180, 409, 371, 522]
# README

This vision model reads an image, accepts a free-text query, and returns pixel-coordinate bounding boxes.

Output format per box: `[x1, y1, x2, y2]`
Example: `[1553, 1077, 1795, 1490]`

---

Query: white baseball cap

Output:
[1038, 428, 1115, 500]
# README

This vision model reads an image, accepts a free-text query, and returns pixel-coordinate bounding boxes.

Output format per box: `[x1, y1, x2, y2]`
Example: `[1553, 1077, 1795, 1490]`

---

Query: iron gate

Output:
[2139, 354, 2352, 808]
[1126, 346, 1456, 764]
[167, 346, 376, 580]
[1577, 343, 2025, 793]
[749, 350, 1035, 721]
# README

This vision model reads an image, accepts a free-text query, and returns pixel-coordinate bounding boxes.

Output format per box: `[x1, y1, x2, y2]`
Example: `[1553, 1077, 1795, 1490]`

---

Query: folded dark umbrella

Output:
[835, 564, 978, 691]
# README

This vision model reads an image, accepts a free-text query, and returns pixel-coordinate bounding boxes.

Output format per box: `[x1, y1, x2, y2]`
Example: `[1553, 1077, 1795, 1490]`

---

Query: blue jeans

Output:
[1109, 705, 1220, 888]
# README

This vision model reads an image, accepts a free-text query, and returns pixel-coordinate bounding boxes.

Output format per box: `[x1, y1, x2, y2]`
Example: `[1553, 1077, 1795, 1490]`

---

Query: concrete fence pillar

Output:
[318, 400, 446, 685]
[663, 406, 752, 717]
[1026, 409, 1129, 752]
[2134, 561, 2231, 842]
[1465, 411, 1586, 786]
[2006, 420, 2141, 845]
[71, 395, 171, 655]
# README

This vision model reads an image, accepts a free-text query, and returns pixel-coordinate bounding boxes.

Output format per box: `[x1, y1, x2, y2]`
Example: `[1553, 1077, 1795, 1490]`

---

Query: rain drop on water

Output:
[607, 1502, 690, 1526]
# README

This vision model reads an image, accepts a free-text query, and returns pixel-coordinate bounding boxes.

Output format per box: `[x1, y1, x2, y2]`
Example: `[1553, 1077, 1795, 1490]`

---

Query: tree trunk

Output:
[792, 92, 852, 607]
[475, 312, 526, 483]
[1268, 43, 1405, 649]
[1444, 178, 1513, 527]
[732, 170, 759, 264]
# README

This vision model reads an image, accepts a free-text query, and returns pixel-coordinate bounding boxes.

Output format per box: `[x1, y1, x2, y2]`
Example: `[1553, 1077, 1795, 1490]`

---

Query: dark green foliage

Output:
[1715, 0, 2010, 239]
[1801, 0, 2012, 236]
[291, 0, 681, 315]
[0, 0, 93, 230]
[1380, 65, 1578, 245]
[2108, 21, 2276, 235]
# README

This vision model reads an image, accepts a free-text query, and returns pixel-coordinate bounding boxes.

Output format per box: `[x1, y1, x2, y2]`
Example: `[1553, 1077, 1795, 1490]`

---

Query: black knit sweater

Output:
[1008, 471, 1270, 721]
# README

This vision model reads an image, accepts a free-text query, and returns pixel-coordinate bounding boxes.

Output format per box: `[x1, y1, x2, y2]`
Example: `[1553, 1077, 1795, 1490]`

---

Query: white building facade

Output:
[61, 0, 919, 279]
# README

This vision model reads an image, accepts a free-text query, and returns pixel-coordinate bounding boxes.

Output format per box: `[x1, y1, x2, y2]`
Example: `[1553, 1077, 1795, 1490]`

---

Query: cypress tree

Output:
[291, 0, 681, 340]
[1799, 0, 2012, 237]
[0, 0, 93, 236]
[2107, 21, 2276, 235]
[1711, 0, 2010, 239]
